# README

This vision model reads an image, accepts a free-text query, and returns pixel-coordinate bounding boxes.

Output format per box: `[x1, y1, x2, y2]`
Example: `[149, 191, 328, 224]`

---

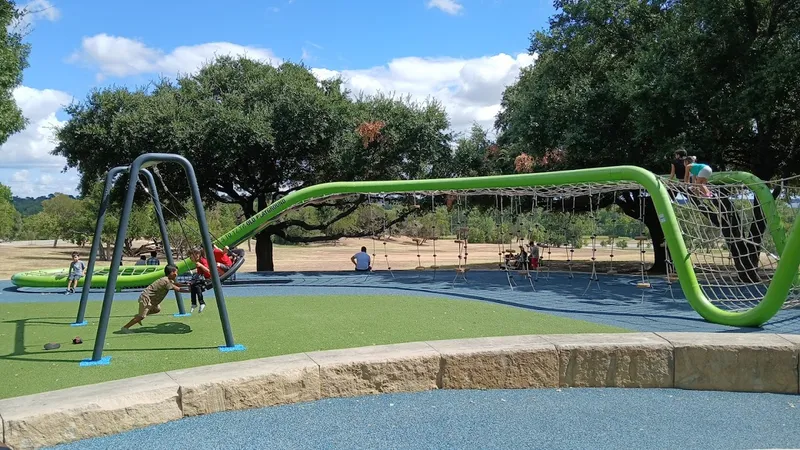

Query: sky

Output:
[0, 0, 555, 198]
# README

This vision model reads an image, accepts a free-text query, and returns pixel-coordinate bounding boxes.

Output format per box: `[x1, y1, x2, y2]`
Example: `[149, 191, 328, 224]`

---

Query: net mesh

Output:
[274, 175, 800, 312]
[663, 178, 800, 312]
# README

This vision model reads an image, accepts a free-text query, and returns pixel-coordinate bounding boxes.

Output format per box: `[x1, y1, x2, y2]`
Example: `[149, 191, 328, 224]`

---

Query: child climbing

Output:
[669, 148, 687, 181]
[683, 156, 713, 198]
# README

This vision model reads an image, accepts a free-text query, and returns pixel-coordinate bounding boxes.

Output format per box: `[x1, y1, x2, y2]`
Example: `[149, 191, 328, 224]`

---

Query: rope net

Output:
[272, 175, 800, 312]
[663, 178, 800, 312]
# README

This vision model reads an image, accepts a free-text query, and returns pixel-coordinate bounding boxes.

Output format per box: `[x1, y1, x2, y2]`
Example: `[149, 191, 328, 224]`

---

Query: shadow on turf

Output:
[1, 318, 207, 364]
[114, 321, 192, 335]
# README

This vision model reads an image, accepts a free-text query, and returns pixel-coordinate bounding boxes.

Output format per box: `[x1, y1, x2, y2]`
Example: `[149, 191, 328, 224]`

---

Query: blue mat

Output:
[3, 270, 800, 333]
[48, 388, 800, 450]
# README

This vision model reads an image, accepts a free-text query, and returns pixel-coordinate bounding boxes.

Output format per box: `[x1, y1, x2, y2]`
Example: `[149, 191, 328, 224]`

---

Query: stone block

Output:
[426, 335, 558, 389]
[0, 373, 181, 450]
[167, 353, 320, 417]
[658, 332, 799, 393]
[306, 342, 440, 398]
[543, 333, 674, 388]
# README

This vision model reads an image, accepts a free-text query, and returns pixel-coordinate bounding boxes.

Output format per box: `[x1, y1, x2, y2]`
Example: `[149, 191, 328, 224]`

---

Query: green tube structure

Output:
[10, 165, 796, 327]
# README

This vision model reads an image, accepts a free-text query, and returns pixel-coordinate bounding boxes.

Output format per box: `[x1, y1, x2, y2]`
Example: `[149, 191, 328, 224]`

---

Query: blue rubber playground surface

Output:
[49, 388, 800, 450]
[4, 270, 800, 334]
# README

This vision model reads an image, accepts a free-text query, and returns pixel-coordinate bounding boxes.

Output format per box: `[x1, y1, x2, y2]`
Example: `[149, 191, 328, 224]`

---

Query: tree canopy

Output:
[0, 182, 19, 239]
[496, 0, 800, 180]
[54, 57, 454, 270]
[0, 0, 30, 145]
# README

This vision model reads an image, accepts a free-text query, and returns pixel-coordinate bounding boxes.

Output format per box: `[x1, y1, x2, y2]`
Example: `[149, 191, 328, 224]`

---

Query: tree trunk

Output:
[645, 216, 667, 274]
[255, 231, 275, 271]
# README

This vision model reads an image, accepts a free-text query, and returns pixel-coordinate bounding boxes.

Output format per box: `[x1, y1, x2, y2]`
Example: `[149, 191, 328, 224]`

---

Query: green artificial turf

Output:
[0, 295, 628, 399]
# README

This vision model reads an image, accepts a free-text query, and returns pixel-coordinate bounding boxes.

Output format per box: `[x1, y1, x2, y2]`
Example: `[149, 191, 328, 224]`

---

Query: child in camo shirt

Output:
[66, 252, 86, 294]
[119, 265, 185, 333]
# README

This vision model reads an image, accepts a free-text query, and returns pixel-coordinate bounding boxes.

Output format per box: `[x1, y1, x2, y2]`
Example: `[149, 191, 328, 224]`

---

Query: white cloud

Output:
[313, 52, 537, 133]
[12, 170, 29, 182]
[0, 86, 72, 167]
[0, 86, 78, 197]
[11, 0, 60, 30]
[68, 35, 536, 133]
[426, 0, 463, 15]
[68, 34, 279, 80]
[16, 37, 536, 198]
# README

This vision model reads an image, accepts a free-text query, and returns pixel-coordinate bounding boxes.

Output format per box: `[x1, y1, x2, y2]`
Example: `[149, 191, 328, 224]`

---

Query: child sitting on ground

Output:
[119, 265, 185, 333]
[66, 252, 85, 294]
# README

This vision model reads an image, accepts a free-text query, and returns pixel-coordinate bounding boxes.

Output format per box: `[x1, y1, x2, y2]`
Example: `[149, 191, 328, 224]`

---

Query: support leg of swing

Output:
[505, 268, 517, 290]
[452, 269, 468, 287]
[524, 269, 535, 291]
[583, 263, 601, 296]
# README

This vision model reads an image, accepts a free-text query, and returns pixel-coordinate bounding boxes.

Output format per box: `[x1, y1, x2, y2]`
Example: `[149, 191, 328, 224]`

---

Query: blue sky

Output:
[1, 0, 555, 197]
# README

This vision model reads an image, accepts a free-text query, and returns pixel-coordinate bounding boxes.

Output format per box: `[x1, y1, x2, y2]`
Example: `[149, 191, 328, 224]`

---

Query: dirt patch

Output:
[0, 237, 656, 280]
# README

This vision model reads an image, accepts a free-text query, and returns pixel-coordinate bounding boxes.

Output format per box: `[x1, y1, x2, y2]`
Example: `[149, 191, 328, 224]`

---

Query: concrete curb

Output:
[1, 332, 798, 449]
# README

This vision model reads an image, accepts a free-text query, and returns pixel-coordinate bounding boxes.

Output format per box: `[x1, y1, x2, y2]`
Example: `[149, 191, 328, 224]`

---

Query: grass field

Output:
[0, 295, 628, 399]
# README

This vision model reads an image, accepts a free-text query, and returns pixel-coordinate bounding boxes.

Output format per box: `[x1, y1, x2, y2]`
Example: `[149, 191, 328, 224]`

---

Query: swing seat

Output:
[666, 274, 679, 282]
[455, 268, 469, 274]
[180, 256, 246, 293]
[415, 266, 425, 271]
[634, 236, 649, 241]
[636, 282, 652, 289]
[454, 240, 464, 244]
[430, 265, 440, 269]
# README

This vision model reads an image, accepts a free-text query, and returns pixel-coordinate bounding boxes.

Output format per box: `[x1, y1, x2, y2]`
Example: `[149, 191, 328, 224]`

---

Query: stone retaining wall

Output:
[1, 332, 798, 449]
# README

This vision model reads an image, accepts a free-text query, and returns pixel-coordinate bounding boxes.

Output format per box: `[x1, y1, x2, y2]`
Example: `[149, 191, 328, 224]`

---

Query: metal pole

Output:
[182, 160, 236, 348]
[75, 166, 127, 326]
[141, 169, 187, 315]
[88, 153, 240, 364]
[89, 160, 143, 363]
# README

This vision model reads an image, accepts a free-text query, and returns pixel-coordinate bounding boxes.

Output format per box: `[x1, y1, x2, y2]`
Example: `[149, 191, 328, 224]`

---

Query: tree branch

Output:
[278, 197, 366, 232]
[276, 205, 420, 244]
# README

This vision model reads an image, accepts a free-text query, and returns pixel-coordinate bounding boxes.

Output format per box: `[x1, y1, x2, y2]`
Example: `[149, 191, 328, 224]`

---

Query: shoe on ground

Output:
[119, 327, 133, 334]
[199, 304, 206, 313]
[190, 306, 195, 313]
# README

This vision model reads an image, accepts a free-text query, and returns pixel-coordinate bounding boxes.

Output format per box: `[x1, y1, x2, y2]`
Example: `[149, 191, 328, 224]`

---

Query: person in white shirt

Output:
[351, 246, 372, 272]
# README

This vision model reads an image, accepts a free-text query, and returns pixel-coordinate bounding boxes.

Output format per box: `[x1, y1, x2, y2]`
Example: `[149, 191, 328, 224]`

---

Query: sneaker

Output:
[119, 327, 133, 334]
[64, 290, 70, 295]
[190, 306, 196, 313]
[199, 304, 206, 313]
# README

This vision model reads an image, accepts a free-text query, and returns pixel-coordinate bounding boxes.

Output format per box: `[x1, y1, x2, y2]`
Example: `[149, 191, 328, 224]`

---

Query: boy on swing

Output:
[119, 265, 185, 333]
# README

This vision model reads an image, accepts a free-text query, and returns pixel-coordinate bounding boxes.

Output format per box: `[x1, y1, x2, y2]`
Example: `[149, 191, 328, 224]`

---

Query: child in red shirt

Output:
[213, 245, 233, 275]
